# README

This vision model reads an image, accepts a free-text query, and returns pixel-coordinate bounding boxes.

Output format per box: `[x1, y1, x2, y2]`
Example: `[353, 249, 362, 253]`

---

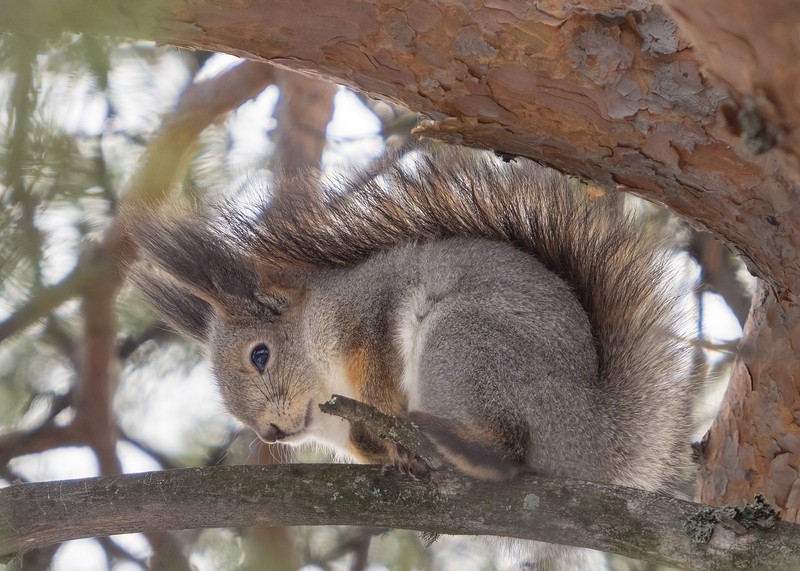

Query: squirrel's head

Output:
[204, 286, 340, 448]
[128, 213, 348, 451]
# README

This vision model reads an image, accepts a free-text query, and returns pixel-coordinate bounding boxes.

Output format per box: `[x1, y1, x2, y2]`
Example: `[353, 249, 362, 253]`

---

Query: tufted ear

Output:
[125, 210, 262, 313]
[130, 266, 213, 343]
[251, 261, 308, 314]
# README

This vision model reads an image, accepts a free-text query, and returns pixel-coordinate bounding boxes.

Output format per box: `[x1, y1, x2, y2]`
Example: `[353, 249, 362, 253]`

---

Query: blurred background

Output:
[0, 34, 752, 571]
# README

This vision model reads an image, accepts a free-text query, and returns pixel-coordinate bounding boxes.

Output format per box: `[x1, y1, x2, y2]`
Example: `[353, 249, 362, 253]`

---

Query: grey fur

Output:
[128, 146, 696, 566]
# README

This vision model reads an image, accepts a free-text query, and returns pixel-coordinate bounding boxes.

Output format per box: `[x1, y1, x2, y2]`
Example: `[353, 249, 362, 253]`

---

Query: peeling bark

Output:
[662, 0, 800, 152]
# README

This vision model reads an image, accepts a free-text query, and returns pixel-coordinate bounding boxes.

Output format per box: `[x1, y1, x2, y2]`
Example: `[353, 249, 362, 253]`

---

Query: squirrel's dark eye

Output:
[250, 344, 270, 373]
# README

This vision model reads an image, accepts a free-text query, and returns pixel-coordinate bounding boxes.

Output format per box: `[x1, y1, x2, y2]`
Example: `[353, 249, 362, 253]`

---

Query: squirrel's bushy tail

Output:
[241, 146, 697, 491]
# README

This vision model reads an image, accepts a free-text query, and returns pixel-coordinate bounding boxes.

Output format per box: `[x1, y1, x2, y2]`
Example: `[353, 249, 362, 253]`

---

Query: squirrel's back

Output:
[238, 148, 696, 490]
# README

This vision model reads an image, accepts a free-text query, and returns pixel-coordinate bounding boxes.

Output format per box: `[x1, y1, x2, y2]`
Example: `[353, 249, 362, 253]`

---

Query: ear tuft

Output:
[252, 263, 308, 315]
[130, 264, 213, 343]
[124, 207, 260, 311]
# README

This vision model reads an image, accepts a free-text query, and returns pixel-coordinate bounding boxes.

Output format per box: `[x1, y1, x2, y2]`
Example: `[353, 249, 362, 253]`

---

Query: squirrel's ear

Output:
[125, 211, 261, 312]
[252, 264, 307, 314]
[130, 267, 213, 343]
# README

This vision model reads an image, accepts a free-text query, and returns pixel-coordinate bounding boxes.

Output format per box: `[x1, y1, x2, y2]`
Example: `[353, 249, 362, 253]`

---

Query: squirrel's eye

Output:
[250, 344, 270, 373]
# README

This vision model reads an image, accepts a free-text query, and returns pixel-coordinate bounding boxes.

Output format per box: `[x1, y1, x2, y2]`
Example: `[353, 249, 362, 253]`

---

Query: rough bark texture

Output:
[1, 464, 798, 571]
[660, 0, 800, 524]
[697, 282, 800, 520]
[663, 0, 800, 153]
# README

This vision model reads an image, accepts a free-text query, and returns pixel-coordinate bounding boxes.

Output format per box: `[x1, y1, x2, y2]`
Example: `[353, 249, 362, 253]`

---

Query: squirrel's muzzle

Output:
[259, 423, 288, 443]
[255, 399, 315, 443]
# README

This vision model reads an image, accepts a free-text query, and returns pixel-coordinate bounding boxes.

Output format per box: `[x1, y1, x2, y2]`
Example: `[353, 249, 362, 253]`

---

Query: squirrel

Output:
[128, 145, 696, 567]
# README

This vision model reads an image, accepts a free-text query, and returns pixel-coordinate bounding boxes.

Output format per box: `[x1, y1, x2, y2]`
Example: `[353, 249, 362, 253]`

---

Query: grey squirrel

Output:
[128, 146, 696, 565]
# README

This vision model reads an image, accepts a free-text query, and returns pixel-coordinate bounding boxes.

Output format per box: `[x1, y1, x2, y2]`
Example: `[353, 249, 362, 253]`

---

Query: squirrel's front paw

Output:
[389, 443, 431, 479]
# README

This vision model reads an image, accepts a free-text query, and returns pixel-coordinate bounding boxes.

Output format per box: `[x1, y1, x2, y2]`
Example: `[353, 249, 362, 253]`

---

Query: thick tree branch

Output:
[3, 398, 792, 569]
[662, 0, 800, 151]
[0, 464, 797, 570]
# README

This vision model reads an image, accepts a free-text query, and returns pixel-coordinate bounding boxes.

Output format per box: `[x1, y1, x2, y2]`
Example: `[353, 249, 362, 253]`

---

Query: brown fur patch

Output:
[346, 421, 390, 464]
[344, 347, 370, 395]
[345, 345, 407, 415]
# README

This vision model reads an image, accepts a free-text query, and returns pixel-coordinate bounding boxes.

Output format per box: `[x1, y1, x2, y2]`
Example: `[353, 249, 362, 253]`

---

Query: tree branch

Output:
[0, 464, 796, 570]
[0, 263, 88, 343]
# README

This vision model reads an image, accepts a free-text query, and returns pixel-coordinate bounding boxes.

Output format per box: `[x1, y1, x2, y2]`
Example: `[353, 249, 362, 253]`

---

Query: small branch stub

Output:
[318, 394, 446, 471]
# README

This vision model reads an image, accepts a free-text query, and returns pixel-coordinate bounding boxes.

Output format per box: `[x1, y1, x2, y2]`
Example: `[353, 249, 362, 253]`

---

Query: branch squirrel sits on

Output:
[128, 145, 697, 568]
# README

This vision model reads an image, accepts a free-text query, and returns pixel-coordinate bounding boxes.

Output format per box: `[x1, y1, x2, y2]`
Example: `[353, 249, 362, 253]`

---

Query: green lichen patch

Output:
[522, 493, 540, 510]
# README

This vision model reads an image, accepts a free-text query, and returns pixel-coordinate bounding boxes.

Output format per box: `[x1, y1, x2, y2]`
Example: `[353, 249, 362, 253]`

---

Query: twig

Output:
[0, 424, 82, 465]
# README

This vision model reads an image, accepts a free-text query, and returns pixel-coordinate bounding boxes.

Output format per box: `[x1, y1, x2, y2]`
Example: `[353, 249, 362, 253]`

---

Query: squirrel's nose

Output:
[258, 423, 287, 443]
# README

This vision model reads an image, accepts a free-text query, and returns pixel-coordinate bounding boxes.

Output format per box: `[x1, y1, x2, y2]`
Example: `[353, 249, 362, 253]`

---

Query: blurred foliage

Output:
[0, 31, 439, 571]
